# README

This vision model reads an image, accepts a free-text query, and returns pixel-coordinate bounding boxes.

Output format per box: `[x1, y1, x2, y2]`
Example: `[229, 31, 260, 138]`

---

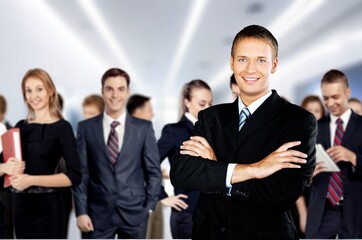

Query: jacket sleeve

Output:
[230, 113, 317, 210]
[142, 123, 162, 211]
[170, 110, 229, 193]
[72, 122, 89, 216]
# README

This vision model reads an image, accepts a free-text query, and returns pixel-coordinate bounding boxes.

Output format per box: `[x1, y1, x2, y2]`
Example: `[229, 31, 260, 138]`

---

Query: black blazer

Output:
[170, 90, 317, 239]
[157, 115, 199, 213]
[306, 111, 362, 237]
[73, 114, 161, 230]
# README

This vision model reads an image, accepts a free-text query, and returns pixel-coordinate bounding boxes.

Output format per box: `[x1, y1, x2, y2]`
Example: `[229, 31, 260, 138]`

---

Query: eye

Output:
[257, 59, 266, 63]
[238, 58, 247, 63]
[25, 89, 31, 94]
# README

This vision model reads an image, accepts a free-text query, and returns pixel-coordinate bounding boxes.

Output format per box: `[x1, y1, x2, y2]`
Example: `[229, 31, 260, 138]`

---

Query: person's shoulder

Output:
[128, 114, 152, 127]
[202, 102, 234, 116]
[282, 100, 316, 122]
[79, 114, 102, 126]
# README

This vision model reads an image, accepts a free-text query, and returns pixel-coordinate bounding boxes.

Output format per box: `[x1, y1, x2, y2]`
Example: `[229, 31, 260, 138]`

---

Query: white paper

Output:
[315, 144, 340, 172]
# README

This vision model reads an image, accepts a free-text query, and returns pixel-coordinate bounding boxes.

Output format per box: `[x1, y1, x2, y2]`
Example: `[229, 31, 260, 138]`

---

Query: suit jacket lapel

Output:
[219, 100, 239, 152]
[92, 115, 109, 158]
[237, 91, 281, 148]
[342, 111, 358, 146]
[116, 114, 134, 164]
[319, 116, 331, 149]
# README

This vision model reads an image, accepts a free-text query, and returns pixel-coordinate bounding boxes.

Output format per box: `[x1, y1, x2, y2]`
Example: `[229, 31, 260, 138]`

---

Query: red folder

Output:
[1, 128, 22, 187]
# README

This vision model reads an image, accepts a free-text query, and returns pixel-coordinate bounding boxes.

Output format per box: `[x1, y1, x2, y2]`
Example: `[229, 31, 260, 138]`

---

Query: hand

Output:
[326, 145, 357, 166]
[180, 136, 217, 161]
[1, 158, 25, 175]
[313, 161, 326, 177]
[9, 174, 32, 191]
[249, 141, 307, 179]
[161, 194, 189, 211]
[77, 214, 94, 232]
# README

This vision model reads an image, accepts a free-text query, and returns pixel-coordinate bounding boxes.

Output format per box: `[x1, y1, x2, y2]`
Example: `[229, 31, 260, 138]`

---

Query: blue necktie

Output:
[239, 107, 251, 131]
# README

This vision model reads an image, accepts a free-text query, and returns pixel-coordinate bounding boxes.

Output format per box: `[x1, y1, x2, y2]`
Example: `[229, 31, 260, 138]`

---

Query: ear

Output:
[271, 57, 278, 74]
[184, 98, 190, 110]
[230, 56, 234, 72]
[346, 87, 351, 98]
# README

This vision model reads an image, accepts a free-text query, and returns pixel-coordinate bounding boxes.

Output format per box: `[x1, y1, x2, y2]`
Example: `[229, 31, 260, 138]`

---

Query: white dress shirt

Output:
[103, 111, 126, 151]
[226, 90, 272, 188]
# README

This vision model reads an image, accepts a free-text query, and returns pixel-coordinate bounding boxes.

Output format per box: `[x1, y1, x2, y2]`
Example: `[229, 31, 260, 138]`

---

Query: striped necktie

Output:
[239, 107, 251, 131]
[107, 121, 120, 164]
[327, 118, 344, 205]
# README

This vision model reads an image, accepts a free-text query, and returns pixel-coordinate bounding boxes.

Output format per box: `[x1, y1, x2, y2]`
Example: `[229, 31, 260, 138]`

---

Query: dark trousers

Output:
[84, 210, 148, 239]
[170, 211, 193, 239]
[12, 191, 65, 239]
[0, 200, 4, 239]
[0, 188, 13, 238]
[307, 200, 353, 239]
[61, 187, 72, 238]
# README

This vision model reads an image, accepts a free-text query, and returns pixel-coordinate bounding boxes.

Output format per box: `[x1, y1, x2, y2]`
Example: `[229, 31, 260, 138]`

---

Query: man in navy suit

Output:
[170, 25, 317, 239]
[73, 68, 161, 239]
[306, 69, 362, 238]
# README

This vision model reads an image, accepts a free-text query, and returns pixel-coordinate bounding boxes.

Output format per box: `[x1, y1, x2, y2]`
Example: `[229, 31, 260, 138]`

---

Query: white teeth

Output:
[244, 77, 257, 81]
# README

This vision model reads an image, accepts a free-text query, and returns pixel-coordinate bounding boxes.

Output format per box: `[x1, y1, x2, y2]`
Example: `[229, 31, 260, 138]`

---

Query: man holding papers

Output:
[306, 70, 362, 238]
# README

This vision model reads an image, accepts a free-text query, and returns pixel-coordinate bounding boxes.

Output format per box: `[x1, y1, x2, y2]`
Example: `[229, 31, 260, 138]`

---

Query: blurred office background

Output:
[1, 0, 362, 239]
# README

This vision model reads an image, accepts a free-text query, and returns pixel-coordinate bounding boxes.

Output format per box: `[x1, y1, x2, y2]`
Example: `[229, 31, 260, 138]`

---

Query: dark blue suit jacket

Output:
[306, 111, 362, 237]
[73, 113, 161, 230]
[157, 115, 200, 213]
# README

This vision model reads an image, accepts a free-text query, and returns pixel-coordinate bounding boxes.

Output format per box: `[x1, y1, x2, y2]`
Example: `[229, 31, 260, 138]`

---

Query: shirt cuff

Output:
[226, 163, 237, 187]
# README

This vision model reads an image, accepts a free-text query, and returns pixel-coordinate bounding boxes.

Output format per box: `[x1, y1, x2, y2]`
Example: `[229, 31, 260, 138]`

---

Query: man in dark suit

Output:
[305, 69, 362, 238]
[170, 25, 317, 239]
[73, 68, 161, 239]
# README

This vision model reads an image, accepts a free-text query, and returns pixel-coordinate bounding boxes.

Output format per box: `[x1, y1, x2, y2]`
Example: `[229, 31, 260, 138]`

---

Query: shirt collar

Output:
[238, 90, 272, 114]
[330, 108, 352, 125]
[184, 112, 197, 125]
[103, 111, 126, 127]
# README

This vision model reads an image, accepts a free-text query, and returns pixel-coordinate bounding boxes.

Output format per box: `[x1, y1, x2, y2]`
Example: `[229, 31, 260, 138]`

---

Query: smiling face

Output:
[230, 37, 278, 106]
[322, 82, 350, 117]
[24, 77, 52, 113]
[102, 76, 130, 118]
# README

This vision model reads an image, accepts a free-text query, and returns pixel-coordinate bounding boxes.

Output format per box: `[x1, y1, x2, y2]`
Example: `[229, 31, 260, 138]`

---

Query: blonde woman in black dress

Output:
[9, 68, 81, 239]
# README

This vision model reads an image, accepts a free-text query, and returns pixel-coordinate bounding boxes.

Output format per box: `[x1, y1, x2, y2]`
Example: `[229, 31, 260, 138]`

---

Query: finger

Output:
[282, 163, 302, 169]
[279, 150, 307, 159]
[180, 150, 200, 157]
[177, 194, 188, 199]
[190, 136, 211, 148]
[89, 222, 94, 231]
[278, 156, 307, 164]
[172, 204, 182, 211]
[182, 140, 205, 151]
[276, 141, 301, 153]
[174, 201, 188, 210]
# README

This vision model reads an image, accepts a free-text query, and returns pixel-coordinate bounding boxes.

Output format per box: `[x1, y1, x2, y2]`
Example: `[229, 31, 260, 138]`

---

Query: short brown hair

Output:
[82, 94, 105, 113]
[321, 69, 349, 88]
[231, 25, 278, 58]
[101, 68, 130, 88]
[0, 95, 7, 114]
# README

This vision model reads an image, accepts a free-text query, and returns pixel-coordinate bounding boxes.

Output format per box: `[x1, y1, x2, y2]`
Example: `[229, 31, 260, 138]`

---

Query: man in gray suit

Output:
[73, 68, 161, 239]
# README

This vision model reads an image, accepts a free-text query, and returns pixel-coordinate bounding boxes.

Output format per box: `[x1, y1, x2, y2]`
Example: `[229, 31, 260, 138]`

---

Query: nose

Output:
[246, 60, 257, 73]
